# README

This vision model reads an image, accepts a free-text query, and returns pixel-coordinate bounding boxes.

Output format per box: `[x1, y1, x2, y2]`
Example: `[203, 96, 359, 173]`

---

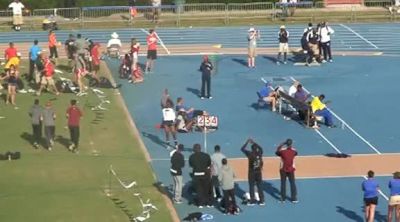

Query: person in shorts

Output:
[362, 170, 379, 222]
[36, 54, 59, 96]
[151, 0, 161, 23]
[3, 64, 18, 106]
[74, 55, 88, 96]
[277, 25, 289, 65]
[388, 171, 400, 222]
[145, 29, 158, 73]
[162, 98, 178, 148]
[8, 0, 25, 31]
[247, 27, 259, 68]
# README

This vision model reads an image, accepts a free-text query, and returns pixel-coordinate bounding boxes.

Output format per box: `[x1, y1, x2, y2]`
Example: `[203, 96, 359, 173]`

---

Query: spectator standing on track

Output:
[277, 25, 289, 65]
[189, 143, 213, 208]
[362, 170, 379, 222]
[388, 171, 400, 222]
[41, 101, 56, 151]
[276, 139, 298, 203]
[318, 21, 334, 63]
[241, 138, 265, 206]
[29, 99, 42, 149]
[170, 144, 185, 204]
[8, 0, 24, 31]
[199, 55, 213, 99]
[311, 94, 334, 128]
[48, 30, 58, 64]
[66, 99, 82, 153]
[247, 27, 260, 68]
[28, 40, 41, 84]
[211, 145, 226, 201]
[145, 29, 158, 73]
[219, 158, 239, 215]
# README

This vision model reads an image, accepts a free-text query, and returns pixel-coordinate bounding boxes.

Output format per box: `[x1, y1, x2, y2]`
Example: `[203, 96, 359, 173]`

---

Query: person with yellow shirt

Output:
[311, 94, 334, 127]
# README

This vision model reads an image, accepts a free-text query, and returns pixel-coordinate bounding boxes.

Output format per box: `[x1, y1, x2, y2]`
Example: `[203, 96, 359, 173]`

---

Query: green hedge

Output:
[0, 0, 269, 9]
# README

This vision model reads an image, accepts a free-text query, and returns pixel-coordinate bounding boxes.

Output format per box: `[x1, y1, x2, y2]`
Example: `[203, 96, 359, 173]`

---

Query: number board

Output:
[197, 115, 218, 127]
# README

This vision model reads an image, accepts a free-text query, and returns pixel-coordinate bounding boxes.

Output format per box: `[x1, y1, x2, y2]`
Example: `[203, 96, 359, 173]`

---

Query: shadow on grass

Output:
[55, 135, 70, 149]
[20, 132, 37, 146]
[336, 206, 363, 222]
[110, 197, 134, 220]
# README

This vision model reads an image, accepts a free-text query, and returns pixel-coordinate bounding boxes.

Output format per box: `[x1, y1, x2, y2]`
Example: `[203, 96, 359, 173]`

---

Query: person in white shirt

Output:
[318, 21, 334, 63]
[8, 0, 25, 31]
[288, 81, 299, 97]
[107, 32, 122, 57]
[152, 0, 161, 23]
[162, 98, 178, 148]
[247, 27, 260, 68]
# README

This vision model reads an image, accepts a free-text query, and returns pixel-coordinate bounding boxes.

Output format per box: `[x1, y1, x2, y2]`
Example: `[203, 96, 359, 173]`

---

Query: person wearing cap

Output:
[199, 55, 213, 99]
[170, 144, 185, 204]
[241, 138, 265, 206]
[66, 99, 83, 153]
[8, 0, 24, 31]
[48, 30, 58, 64]
[277, 25, 289, 65]
[28, 39, 41, 83]
[388, 171, 400, 222]
[318, 21, 334, 63]
[41, 100, 56, 151]
[362, 170, 379, 222]
[189, 143, 213, 208]
[311, 94, 334, 127]
[247, 27, 260, 68]
[145, 29, 158, 73]
[276, 139, 298, 203]
[258, 81, 278, 112]
[107, 32, 122, 56]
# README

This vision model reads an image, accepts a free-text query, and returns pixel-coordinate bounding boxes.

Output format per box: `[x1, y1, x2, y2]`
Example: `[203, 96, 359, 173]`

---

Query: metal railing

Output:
[0, 1, 397, 30]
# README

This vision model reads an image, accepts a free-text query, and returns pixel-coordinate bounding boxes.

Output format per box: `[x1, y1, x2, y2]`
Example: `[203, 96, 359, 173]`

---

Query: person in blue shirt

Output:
[362, 170, 379, 222]
[258, 82, 278, 112]
[388, 171, 400, 222]
[28, 39, 41, 84]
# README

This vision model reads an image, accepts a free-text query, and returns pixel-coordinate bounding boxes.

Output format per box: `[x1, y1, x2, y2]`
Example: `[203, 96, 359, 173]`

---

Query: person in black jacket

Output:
[170, 144, 185, 204]
[189, 143, 213, 208]
[241, 138, 265, 206]
[199, 55, 213, 100]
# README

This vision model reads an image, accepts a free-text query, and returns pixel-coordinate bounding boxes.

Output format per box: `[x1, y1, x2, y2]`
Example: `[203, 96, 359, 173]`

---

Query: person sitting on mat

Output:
[258, 81, 278, 112]
[311, 94, 335, 128]
[175, 97, 207, 121]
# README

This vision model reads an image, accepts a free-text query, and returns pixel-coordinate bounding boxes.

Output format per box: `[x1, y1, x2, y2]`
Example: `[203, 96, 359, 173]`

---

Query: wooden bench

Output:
[277, 90, 313, 127]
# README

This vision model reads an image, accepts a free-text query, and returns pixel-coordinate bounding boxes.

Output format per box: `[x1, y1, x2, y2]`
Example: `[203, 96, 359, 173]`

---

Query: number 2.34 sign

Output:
[197, 115, 218, 128]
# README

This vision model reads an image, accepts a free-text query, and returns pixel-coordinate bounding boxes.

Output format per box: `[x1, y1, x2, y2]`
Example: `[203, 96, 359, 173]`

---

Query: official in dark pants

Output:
[199, 55, 213, 99]
[318, 22, 335, 62]
[189, 143, 213, 208]
[66, 99, 83, 153]
[241, 138, 265, 205]
[276, 139, 298, 203]
[29, 99, 43, 148]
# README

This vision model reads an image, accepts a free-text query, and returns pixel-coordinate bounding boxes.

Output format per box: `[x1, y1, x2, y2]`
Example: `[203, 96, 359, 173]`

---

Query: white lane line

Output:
[261, 77, 343, 154]
[289, 76, 382, 155]
[339, 24, 379, 49]
[362, 176, 389, 201]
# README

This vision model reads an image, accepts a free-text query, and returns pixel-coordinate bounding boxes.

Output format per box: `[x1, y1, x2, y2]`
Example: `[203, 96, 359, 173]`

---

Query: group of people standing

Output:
[28, 99, 82, 152]
[247, 21, 335, 68]
[169, 138, 299, 215]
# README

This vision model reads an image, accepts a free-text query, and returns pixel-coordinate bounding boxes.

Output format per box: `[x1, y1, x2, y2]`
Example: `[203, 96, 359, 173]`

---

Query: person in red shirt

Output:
[48, 30, 58, 63]
[275, 138, 298, 203]
[5, 42, 18, 62]
[36, 53, 59, 96]
[66, 99, 82, 153]
[90, 42, 101, 85]
[145, 29, 158, 73]
[130, 63, 143, 84]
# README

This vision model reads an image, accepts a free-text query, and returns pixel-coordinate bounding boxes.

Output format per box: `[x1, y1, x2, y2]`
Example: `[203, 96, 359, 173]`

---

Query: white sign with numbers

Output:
[197, 115, 218, 128]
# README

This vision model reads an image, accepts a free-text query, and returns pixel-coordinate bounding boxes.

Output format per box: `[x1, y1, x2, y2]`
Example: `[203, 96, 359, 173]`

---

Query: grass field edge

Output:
[101, 61, 180, 222]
